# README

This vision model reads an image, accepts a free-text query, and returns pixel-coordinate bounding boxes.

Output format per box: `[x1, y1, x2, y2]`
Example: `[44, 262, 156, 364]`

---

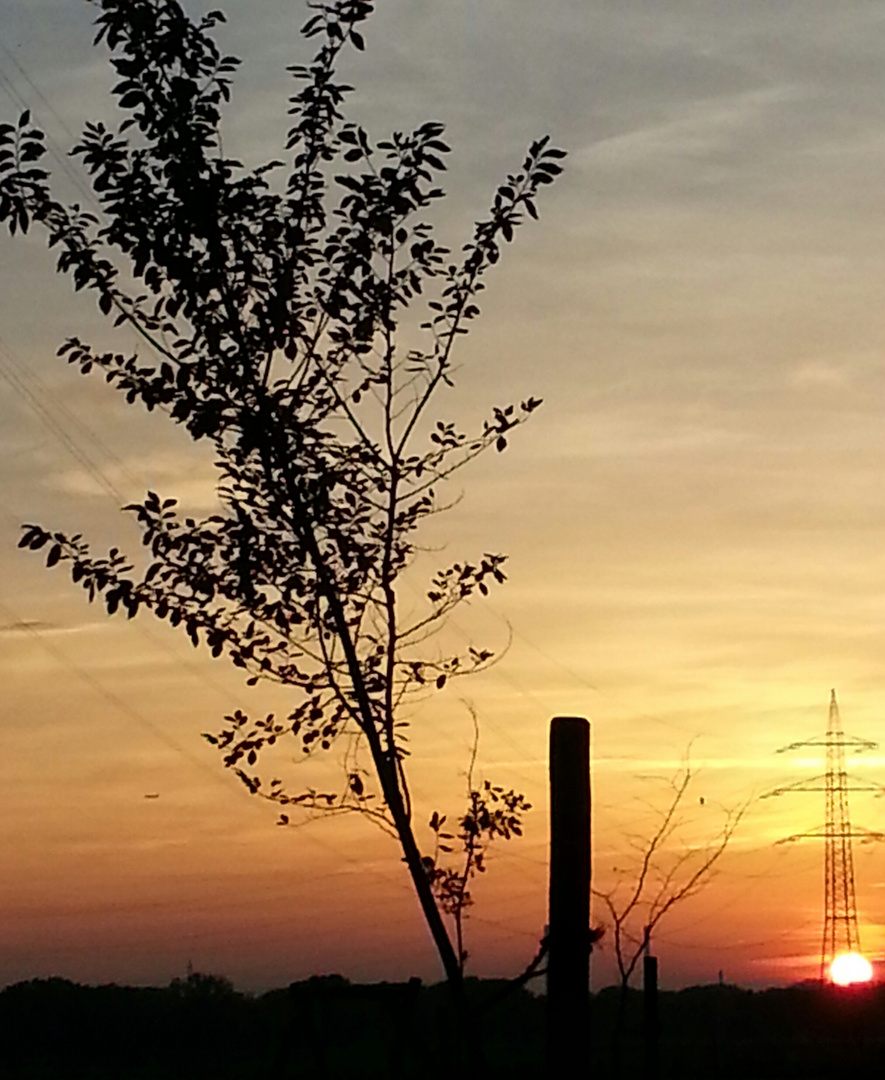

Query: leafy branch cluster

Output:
[425, 780, 531, 972]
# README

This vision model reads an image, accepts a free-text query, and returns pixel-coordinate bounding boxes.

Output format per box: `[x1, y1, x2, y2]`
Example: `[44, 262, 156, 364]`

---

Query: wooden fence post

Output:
[547, 715, 591, 1074]
[643, 949, 659, 1080]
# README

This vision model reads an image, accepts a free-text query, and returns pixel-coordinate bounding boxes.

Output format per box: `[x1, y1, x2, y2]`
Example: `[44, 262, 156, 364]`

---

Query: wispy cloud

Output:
[0, 618, 57, 636]
[578, 85, 804, 169]
[0, 617, 101, 638]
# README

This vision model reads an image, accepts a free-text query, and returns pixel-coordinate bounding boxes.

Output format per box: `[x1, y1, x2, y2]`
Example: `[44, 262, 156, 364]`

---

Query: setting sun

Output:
[829, 953, 873, 987]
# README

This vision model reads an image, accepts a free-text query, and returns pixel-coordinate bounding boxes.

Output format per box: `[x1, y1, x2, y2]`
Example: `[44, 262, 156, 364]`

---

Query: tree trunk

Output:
[376, 752, 485, 1071]
[266, 432, 485, 1067]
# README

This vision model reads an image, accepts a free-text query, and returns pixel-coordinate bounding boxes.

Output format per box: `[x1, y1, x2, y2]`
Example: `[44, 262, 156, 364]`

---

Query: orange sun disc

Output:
[829, 952, 873, 986]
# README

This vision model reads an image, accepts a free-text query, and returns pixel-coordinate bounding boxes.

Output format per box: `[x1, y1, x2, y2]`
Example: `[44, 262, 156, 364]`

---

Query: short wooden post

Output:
[643, 949, 659, 1080]
[547, 715, 591, 1074]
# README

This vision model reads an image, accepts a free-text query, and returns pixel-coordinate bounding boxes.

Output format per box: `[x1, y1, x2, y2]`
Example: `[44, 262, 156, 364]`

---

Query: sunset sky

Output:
[3, 0, 885, 993]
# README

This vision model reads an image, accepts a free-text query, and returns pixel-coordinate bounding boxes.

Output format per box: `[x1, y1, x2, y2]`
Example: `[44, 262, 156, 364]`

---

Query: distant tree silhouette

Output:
[0, 0, 563, 1043]
[5, 971, 885, 1079]
[169, 970, 237, 1001]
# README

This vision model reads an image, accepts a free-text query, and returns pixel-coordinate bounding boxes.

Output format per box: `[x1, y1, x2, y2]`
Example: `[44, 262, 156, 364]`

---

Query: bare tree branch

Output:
[593, 752, 747, 989]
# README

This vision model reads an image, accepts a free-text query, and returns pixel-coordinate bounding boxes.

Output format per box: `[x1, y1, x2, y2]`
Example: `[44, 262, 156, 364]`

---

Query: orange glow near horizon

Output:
[829, 953, 873, 987]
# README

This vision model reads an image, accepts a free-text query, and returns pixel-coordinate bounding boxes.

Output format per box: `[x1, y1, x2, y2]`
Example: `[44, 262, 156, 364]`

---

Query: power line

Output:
[0, 43, 104, 212]
[0, 593, 229, 786]
[484, 601, 706, 738]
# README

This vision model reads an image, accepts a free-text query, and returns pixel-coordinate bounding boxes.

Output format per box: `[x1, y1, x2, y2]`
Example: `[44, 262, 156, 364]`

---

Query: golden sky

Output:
[2, 0, 885, 992]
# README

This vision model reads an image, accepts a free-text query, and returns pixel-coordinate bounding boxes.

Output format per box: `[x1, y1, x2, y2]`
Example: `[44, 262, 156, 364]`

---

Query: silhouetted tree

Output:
[594, 754, 746, 1072]
[0, 0, 562, 1036]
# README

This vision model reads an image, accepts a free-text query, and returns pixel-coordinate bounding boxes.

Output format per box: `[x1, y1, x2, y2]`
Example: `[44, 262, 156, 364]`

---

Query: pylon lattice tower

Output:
[765, 690, 884, 981]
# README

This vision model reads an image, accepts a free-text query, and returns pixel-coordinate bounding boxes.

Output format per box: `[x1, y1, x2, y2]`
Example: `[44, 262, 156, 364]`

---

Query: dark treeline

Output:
[2, 970, 885, 1078]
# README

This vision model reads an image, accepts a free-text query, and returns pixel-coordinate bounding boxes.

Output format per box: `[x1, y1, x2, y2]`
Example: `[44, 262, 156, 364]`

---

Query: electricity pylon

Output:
[764, 689, 884, 981]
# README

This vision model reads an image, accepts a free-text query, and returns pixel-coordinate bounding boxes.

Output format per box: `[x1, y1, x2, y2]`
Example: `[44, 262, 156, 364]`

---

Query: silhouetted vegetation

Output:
[2, 972, 885, 1078]
[0, 0, 563, 1054]
[593, 752, 747, 1071]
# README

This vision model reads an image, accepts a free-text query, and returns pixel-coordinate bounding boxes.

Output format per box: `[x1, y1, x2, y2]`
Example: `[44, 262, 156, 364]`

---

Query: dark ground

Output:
[2, 970, 884, 1078]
